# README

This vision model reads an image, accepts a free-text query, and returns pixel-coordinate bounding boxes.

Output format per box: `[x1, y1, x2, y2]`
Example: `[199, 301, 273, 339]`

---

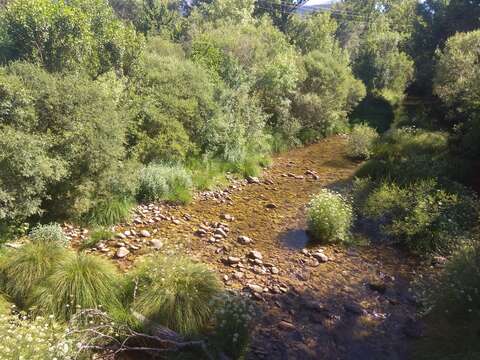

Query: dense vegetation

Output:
[0, 0, 479, 358]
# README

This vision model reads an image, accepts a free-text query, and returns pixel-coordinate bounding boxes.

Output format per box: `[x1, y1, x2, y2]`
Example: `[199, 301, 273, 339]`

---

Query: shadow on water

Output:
[278, 228, 314, 249]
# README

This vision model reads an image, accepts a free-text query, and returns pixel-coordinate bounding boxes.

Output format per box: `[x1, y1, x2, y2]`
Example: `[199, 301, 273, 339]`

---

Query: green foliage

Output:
[0, 313, 74, 359]
[286, 12, 338, 55]
[0, 63, 138, 222]
[29, 223, 68, 247]
[189, 0, 255, 28]
[81, 227, 114, 249]
[353, 19, 414, 105]
[347, 124, 379, 160]
[138, 163, 193, 204]
[358, 179, 479, 255]
[210, 293, 256, 359]
[307, 189, 353, 244]
[434, 30, 480, 117]
[30, 252, 122, 321]
[294, 49, 366, 137]
[0, 0, 143, 76]
[0, 294, 12, 315]
[430, 242, 480, 321]
[355, 128, 455, 184]
[84, 197, 134, 226]
[0, 242, 68, 305]
[126, 256, 222, 336]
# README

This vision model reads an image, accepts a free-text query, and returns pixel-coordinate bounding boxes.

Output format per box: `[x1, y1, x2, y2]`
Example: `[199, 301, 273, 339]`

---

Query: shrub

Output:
[30, 252, 122, 321]
[210, 293, 256, 359]
[347, 124, 379, 160]
[307, 189, 353, 243]
[127, 256, 222, 336]
[81, 227, 114, 249]
[360, 179, 479, 254]
[355, 128, 455, 184]
[84, 197, 134, 226]
[0, 313, 74, 359]
[0, 242, 68, 306]
[429, 242, 480, 321]
[29, 223, 68, 247]
[138, 164, 193, 204]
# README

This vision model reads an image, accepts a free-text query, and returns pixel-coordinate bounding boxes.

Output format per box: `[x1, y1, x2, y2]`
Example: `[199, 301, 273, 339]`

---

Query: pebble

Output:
[312, 252, 329, 263]
[238, 235, 252, 245]
[149, 239, 164, 250]
[116, 233, 126, 239]
[278, 320, 296, 331]
[116, 247, 130, 258]
[140, 230, 151, 238]
[246, 176, 260, 184]
[247, 284, 264, 293]
[227, 256, 241, 264]
[221, 214, 235, 221]
[249, 250, 263, 260]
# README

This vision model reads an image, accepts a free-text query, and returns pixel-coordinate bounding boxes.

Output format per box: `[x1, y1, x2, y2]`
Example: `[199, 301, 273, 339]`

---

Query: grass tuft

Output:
[126, 256, 222, 336]
[84, 197, 133, 226]
[0, 242, 68, 306]
[30, 252, 122, 320]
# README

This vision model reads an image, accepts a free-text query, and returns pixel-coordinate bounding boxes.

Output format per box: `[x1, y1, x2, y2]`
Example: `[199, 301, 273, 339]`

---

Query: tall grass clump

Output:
[81, 227, 114, 249]
[307, 189, 353, 244]
[347, 123, 379, 160]
[30, 253, 122, 320]
[0, 294, 12, 315]
[210, 294, 256, 359]
[29, 223, 68, 246]
[127, 256, 222, 336]
[138, 164, 193, 204]
[358, 179, 479, 254]
[0, 243, 69, 306]
[84, 197, 134, 226]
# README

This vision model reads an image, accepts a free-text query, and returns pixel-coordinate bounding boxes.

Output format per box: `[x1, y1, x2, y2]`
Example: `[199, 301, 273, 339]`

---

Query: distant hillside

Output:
[296, 3, 333, 15]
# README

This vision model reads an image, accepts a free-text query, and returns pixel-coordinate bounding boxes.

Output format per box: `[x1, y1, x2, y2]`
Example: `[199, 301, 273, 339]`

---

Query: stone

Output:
[221, 214, 235, 221]
[140, 230, 151, 238]
[227, 256, 241, 265]
[238, 235, 252, 245]
[247, 284, 264, 293]
[233, 271, 244, 280]
[172, 219, 182, 225]
[246, 176, 260, 184]
[124, 230, 132, 237]
[116, 233, 126, 239]
[312, 252, 329, 263]
[265, 203, 277, 209]
[116, 247, 130, 258]
[149, 239, 163, 250]
[215, 228, 228, 238]
[270, 266, 280, 274]
[248, 250, 263, 260]
[278, 321, 296, 331]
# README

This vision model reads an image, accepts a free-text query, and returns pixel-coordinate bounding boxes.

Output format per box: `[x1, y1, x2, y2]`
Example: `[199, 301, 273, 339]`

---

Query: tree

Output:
[0, 0, 143, 77]
[254, 0, 307, 32]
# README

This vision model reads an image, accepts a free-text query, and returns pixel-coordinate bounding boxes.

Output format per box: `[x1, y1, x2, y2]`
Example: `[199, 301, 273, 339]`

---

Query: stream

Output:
[73, 136, 423, 359]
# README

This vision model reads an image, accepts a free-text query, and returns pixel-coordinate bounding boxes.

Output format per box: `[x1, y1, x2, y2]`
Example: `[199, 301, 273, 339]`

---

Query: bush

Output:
[0, 242, 68, 306]
[0, 294, 12, 315]
[84, 197, 134, 226]
[359, 179, 479, 254]
[210, 293, 256, 359]
[307, 189, 353, 243]
[81, 227, 114, 249]
[430, 242, 480, 320]
[347, 124, 379, 160]
[30, 252, 122, 321]
[29, 223, 68, 247]
[0, 0, 143, 76]
[127, 256, 222, 336]
[0, 313, 74, 359]
[138, 164, 193, 204]
[355, 128, 455, 184]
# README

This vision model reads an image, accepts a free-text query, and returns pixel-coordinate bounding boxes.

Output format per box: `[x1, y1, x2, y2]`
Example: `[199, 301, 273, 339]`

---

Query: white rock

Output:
[116, 247, 130, 258]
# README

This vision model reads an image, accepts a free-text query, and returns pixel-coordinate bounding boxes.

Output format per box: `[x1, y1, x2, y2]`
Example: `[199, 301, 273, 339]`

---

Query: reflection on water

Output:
[279, 228, 315, 249]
